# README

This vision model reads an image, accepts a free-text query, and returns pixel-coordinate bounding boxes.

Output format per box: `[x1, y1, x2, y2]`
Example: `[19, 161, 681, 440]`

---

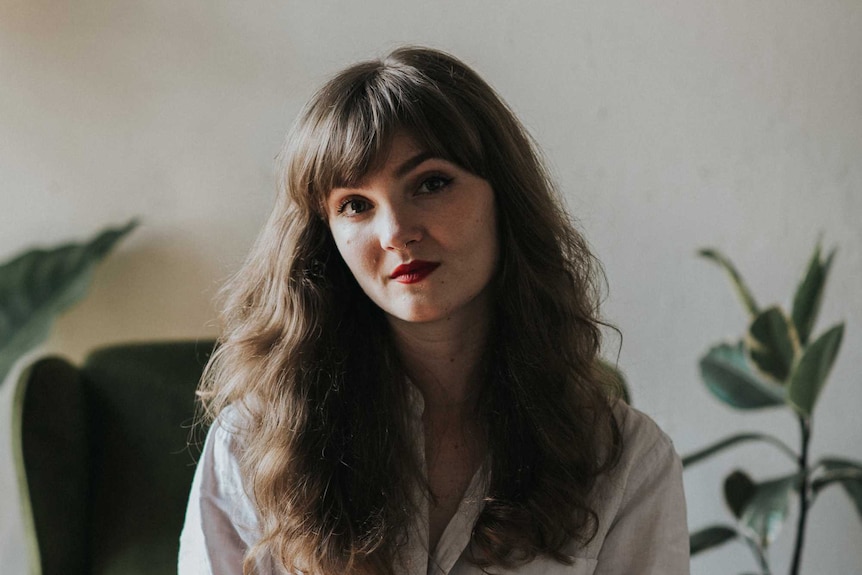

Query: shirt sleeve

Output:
[593, 408, 690, 575]
[178, 410, 263, 575]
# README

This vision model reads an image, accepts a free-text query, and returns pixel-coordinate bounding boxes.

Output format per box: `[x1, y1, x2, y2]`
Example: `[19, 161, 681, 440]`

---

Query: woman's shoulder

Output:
[612, 400, 678, 470]
[196, 404, 254, 493]
[590, 400, 684, 520]
[581, 401, 689, 568]
[180, 405, 266, 574]
[193, 404, 260, 528]
[212, 403, 249, 435]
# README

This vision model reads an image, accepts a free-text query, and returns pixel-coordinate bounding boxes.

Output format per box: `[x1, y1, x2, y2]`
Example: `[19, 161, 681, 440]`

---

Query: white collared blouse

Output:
[179, 392, 690, 575]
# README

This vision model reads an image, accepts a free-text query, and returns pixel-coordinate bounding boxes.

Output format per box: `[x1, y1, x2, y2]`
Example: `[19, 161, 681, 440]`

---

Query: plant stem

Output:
[789, 416, 811, 575]
[745, 538, 771, 575]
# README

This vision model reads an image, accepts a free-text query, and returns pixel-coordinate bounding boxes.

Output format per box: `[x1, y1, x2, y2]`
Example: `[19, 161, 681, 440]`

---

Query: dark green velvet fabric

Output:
[19, 357, 90, 574]
[17, 341, 215, 575]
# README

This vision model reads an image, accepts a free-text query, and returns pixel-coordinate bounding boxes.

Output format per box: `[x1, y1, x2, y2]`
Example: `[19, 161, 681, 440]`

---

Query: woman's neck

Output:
[387, 306, 491, 416]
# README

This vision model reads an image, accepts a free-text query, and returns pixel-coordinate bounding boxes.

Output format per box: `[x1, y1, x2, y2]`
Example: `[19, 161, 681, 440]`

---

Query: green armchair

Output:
[11, 341, 216, 575]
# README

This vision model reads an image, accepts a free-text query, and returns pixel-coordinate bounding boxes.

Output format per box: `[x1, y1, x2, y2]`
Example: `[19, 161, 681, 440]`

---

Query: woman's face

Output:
[326, 132, 499, 328]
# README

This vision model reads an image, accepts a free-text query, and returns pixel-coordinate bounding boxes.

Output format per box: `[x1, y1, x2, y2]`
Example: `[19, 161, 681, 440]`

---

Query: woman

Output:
[179, 46, 689, 575]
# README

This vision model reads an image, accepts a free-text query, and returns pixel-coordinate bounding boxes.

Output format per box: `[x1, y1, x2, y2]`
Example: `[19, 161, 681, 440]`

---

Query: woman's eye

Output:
[336, 198, 370, 216]
[418, 175, 453, 194]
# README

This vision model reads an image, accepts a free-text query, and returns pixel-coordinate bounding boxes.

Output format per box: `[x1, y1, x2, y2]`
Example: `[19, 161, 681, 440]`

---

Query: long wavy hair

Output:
[198, 46, 622, 575]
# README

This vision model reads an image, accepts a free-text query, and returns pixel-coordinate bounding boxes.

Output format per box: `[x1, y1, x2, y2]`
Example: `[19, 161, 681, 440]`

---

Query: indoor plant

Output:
[0, 221, 137, 387]
[685, 242, 861, 575]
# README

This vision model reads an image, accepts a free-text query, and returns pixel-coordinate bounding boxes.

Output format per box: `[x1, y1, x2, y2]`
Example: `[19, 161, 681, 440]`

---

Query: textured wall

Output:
[1, 1, 860, 573]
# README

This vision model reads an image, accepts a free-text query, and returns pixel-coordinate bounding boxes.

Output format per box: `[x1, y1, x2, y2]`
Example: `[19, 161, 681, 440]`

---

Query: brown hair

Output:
[198, 46, 622, 574]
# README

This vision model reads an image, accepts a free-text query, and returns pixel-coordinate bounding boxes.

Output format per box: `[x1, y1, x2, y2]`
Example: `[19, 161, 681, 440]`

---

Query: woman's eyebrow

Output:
[394, 151, 436, 178]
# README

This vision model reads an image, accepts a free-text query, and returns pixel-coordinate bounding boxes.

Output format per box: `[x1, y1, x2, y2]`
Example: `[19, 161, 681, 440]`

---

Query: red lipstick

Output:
[390, 260, 440, 284]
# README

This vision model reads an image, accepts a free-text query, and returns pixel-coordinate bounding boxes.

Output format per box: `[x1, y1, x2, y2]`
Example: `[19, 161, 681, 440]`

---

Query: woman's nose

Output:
[378, 204, 422, 251]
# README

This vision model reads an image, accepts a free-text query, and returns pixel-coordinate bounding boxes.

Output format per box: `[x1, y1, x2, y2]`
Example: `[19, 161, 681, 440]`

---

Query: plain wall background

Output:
[1, 1, 860, 573]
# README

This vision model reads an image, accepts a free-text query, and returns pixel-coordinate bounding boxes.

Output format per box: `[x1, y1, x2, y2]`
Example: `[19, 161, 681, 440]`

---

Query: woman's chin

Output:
[384, 308, 448, 326]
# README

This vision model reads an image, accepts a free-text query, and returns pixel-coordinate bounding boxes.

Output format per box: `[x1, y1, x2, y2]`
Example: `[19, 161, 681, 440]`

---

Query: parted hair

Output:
[198, 46, 622, 575]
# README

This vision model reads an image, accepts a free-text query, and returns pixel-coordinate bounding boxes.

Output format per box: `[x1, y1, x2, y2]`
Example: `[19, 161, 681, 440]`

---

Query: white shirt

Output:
[179, 392, 690, 575]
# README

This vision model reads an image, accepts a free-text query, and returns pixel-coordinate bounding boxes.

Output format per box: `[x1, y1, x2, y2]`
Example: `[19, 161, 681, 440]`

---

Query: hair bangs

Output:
[286, 62, 488, 217]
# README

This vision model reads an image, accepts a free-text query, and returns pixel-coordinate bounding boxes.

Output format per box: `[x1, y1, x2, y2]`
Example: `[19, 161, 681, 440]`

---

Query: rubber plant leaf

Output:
[786, 323, 844, 418]
[791, 242, 836, 346]
[0, 221, 137, 385]
[812, 458, 862, 521]
[745, 306, 799, 383]
[738, 472, 801, 548]
[724, 470, 757, 519]
[699, 341, 786, 409]
[698, 248, 759, 318]
[595, 357, 631, 404]
[681, 432, 797, 468]
[689, 525, 737, 555]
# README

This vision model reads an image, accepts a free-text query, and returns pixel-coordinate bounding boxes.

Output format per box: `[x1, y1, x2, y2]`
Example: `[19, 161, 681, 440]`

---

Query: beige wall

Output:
[1, 1, 860, 573]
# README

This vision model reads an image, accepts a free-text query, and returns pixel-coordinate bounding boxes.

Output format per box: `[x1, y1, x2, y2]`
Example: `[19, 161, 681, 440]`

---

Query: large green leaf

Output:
[786, 323, 844, 417]
[0, 221, 137, 384]
[812, 458, 862, 521]
[792, 242, 836, 346]
[689, 525, 737, 555]
[738, 472, 801, 548]
[682, 432, 797, 468]
[745, 306, 799, 383]
[699, 342, 786, 409]
[699, 248, 760, 317]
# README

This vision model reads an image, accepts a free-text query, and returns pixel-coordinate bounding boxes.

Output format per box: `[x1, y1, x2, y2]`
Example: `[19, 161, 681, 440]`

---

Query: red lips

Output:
[390, 260, 440, 284]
